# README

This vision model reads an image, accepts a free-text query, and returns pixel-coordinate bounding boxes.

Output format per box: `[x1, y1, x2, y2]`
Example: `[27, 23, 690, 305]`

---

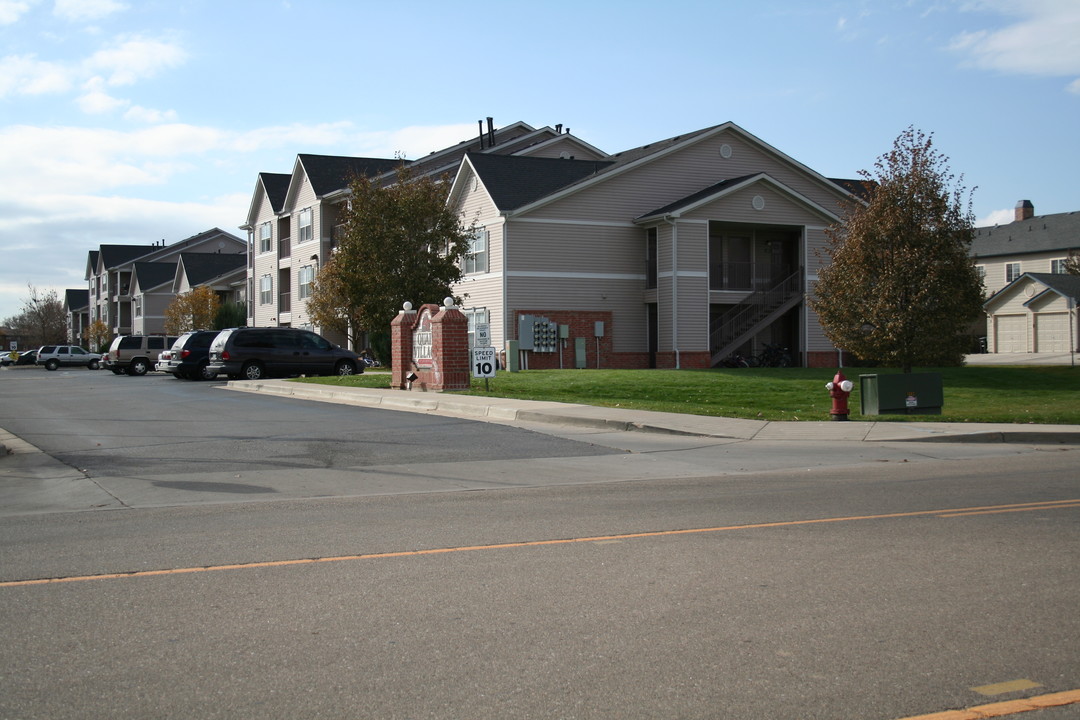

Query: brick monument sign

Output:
[390, 298, 470, 391]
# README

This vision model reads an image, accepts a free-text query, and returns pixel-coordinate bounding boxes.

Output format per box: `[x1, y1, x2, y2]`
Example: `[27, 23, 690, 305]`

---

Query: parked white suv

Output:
[36, 345, 102, 371]
[102, 335, 178, 376]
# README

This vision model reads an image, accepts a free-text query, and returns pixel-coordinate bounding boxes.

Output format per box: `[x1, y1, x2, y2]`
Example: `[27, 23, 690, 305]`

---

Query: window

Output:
[298, 265, 314, 300]
[465, 228, 488, 274]
[298, 208, 313, 244]
[646, 228, 658, 289]
[260, 275, 273, 305]
[1005, 262, 1021, 283]
[259, 222, 272, 253]
[1051, 258, 1067, 274]
[465, 307, 489, 348]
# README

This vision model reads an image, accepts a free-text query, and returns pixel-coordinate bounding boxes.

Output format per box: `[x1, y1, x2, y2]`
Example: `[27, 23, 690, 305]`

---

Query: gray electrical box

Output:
[559, 324, 569, 339]
[575, 337, 587, 368]
[518, 314, 558, 353]
[594, 321, 605, 338]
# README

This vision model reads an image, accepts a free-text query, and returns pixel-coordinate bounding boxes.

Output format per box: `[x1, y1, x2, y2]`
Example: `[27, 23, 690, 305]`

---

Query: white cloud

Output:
[0, 0, 34, 25]
[83, 36, 187, 86]
[977, 208, 1015, 227]
[0, 54, 72, 96]
[53, 0, 126, 22]
[950, 0, 1080, 90]
[76, 77, 127, 113]
[124, 105, 178, 123]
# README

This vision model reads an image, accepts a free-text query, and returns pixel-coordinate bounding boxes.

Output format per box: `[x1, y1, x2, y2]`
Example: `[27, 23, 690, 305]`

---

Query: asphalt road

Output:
[1, 367, 1078, 719]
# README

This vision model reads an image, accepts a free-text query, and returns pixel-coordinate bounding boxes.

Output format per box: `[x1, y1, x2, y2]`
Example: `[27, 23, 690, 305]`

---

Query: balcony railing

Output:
[278, 236, 291, 259]
[710, 262, 794, 291]
[279, 292, 291, 313]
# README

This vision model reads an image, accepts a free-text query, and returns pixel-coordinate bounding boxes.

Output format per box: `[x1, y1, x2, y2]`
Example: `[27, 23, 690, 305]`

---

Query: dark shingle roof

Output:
[132, 261, 177, 292]
[98, 244, 157, 269]
[298, 155, 404, 197]
[64, 289, 89, 310]
[828, 178, 876, 201]
[177, 252, 247, 286]
[259, 173, 291, 212]
[467, 153, 615, 211]
[1026, 272, 1080, 301]
[971, 211, 1080, 258]
[636, 174, 762, 220]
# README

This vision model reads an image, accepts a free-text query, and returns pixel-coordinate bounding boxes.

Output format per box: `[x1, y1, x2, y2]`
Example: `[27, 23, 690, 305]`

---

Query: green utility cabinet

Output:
[859, 373, 943, 415]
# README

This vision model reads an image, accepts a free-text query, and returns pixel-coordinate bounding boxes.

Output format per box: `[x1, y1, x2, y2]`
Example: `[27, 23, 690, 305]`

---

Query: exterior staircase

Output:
[710, 268, 803, 366]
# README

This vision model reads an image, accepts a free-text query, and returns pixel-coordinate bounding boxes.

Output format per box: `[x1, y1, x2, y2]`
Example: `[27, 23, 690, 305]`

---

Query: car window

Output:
[72, 347, 86, 355]
[41, 346, 55, 354]
[300, 332, 332, 350]
[58, 347, 69, 355]
[271, 331, 300, 348]
[194, 333, 215, 349]
[148, 337, 164, 350]
[119, 337, 141, 350]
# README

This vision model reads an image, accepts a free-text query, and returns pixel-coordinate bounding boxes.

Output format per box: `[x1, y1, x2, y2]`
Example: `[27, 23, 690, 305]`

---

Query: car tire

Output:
[335, 359, 357, 376]
[241, 361, 264, 380]
[110, 368, 124, 375]
[88, 360, 100, 370]
[172, 372, 185, 380]
[45, 359, 60, 371]
[197, 361, 217, 381]
[128, 358, 149, 376]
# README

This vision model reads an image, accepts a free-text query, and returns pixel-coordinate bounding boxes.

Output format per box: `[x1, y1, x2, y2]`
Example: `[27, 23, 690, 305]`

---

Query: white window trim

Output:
[298, 208, 314, 244]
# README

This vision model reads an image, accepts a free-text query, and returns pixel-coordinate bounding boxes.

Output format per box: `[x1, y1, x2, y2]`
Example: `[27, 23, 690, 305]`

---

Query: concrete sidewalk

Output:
[223, 379, 1080, 445]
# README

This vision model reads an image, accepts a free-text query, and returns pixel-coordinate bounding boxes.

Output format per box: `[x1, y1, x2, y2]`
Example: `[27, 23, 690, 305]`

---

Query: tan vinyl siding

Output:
[527, 129, 848, 224]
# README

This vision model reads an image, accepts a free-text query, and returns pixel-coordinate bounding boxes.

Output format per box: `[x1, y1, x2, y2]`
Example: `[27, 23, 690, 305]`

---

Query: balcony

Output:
[278, 292, 291, 313]
[710, 262, 793, 292]
[278, 236, 291, 259]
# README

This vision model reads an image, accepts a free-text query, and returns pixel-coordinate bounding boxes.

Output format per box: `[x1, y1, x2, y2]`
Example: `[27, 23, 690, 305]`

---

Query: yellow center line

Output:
[2, 499, 1077, 589]
[894, 688, 1080, 719]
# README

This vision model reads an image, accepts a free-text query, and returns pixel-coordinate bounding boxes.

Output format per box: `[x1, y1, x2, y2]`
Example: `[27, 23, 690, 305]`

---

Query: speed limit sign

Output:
[472, 346, 497, 378]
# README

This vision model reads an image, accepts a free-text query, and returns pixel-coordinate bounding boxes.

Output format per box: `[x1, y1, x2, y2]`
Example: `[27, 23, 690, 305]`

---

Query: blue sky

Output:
[2, 0, 1078, 323]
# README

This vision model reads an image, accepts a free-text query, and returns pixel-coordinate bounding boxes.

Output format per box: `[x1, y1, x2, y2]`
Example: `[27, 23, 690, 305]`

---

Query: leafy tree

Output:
[810, 127, 984, 372]
[308, 164, 476, 357]
[1065, 249, 1080, 276]
[164, 286, 221, 334]
[5, 285, 67, 347]
[215, 300, 247, 330]
[84, 320, 111, 352]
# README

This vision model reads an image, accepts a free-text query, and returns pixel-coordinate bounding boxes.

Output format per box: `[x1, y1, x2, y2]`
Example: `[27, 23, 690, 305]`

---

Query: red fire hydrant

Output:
[825, 371, 854, 421]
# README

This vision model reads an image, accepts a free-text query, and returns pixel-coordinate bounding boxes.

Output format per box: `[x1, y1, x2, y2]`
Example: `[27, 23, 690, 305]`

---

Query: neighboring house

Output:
[982, 273, 1080, 353]
[972, 201, 1079, 295]
[85, 228, 246, 335]
[240, 120, 606, 347]
[63, 289, 89, 344]
[972, 200, 1080, 352]
[171, 252, 248, 306]
[444, 121, 865, 369]
[130, 262, 181, 335]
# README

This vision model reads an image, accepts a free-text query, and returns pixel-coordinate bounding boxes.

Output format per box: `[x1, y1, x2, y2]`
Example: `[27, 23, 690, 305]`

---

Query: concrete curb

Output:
[222, 379, 1080, 445]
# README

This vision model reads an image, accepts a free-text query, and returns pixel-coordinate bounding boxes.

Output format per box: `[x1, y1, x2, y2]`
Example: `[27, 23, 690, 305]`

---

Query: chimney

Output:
[1015, 199, 1034, 222]
[486, 117, 495, 148]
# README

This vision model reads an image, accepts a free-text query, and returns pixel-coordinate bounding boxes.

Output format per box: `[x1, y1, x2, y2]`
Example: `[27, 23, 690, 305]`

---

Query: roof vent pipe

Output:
[555, 124, 562, 133]
[478, 120, 484, 150]
[487, 117, 495, 148]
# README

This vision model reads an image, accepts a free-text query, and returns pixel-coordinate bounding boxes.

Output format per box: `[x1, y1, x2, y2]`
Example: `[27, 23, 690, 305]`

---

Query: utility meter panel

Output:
[518, 314, 559, 353]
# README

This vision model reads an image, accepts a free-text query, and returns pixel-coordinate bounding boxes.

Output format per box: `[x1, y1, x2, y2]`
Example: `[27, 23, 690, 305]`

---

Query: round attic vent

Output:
[1024, 284, 1035, 297]
[719, 144, 733, 159]
[752, 195, 766, 211]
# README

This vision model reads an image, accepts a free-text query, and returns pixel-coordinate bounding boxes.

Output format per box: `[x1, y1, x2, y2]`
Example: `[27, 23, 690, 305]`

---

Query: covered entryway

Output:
[993, 314, 1027, 352]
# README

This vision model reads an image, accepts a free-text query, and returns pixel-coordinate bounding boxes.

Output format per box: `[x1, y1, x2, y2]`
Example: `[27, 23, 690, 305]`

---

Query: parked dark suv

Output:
[207, 328, 362, 380]
[163, 330, 221, 380]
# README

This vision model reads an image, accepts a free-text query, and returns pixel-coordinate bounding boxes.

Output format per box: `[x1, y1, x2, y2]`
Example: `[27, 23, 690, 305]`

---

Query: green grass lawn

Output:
[298, 365, 1080, 424]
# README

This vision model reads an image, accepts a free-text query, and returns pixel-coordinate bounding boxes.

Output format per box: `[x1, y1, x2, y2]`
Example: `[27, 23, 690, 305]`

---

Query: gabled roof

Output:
[175, 252, 247, 288]
[85, 250, 99, 280]
[972, 211, 1080, 258]
[260, 173, 291, 212]
[131, 261, 178, 293]
[983, 271, 1080, 310]
[464, 153, 615, 212]
[635, 173, 842, 224]
[98, 244, 157, 270]
[466, 121, 864, 218]
[64, 289, 89, 311]
[297, 154, 403, 197]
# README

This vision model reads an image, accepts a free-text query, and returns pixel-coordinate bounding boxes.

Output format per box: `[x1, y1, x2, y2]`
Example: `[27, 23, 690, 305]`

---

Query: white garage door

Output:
[1035, 312, 1069, 353]
[994, 314, 1027, 353]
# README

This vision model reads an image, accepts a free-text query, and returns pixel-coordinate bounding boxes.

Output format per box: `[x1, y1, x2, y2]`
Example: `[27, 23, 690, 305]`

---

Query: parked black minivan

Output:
[207, 327, 362, 380]
[164, 330, 221, 380]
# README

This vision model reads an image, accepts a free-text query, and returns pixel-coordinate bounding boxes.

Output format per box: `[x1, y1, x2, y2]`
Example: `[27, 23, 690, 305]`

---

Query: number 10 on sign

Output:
[472, 347, 497, 382]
